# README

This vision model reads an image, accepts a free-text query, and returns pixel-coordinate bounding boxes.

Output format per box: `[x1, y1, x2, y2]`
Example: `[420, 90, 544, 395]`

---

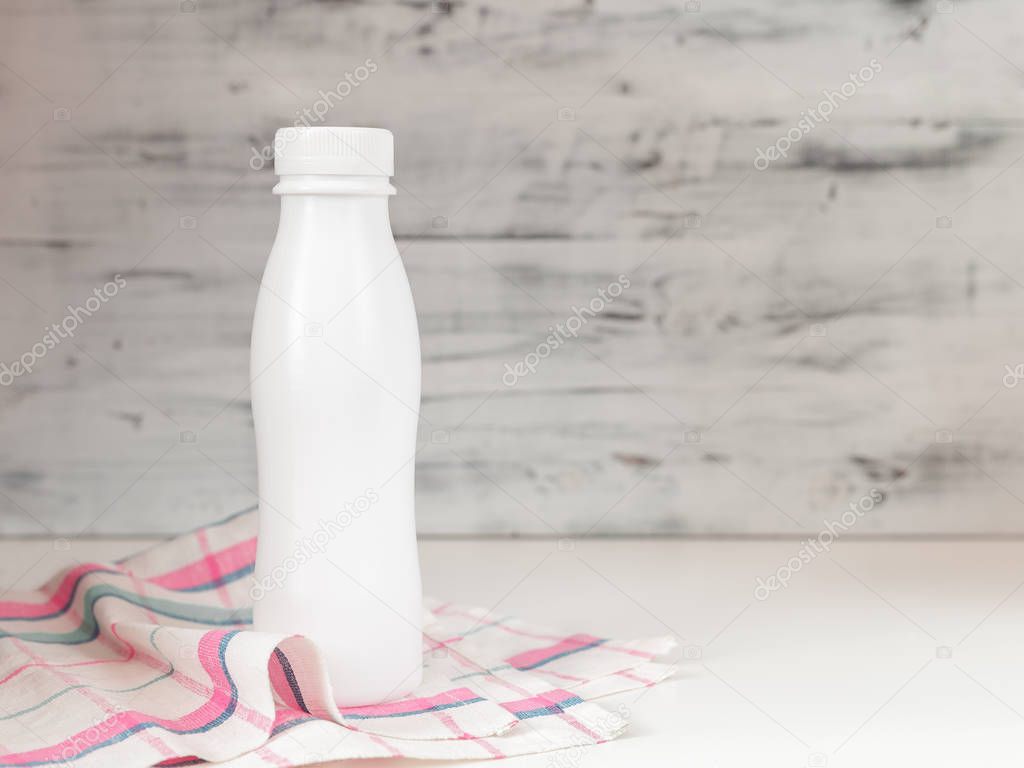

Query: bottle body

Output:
[250, 175, 422, 705]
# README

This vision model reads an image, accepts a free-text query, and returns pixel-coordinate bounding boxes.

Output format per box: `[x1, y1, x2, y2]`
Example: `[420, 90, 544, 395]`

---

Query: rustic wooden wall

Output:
[1, 0, 1024, 535]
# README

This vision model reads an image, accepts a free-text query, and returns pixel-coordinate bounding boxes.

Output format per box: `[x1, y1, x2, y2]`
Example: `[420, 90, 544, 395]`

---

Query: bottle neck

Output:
[273, 175, 396, 196]
[274, 175, 395, 242]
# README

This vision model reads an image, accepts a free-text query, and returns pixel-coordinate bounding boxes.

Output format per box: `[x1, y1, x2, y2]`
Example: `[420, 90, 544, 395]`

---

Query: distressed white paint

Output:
[0, 0, 1023, 534]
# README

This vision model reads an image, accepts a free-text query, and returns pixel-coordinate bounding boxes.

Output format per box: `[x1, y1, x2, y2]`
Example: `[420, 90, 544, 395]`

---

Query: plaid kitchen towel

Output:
[0, 509, 676, 766]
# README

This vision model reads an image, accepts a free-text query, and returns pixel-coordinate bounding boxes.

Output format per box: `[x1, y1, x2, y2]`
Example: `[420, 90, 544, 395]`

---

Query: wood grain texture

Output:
[1, 0, 1023, 534]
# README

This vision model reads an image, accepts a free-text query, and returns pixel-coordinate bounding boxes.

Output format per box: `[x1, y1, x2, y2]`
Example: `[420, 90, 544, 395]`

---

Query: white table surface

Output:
[2, 536, 1022, 767]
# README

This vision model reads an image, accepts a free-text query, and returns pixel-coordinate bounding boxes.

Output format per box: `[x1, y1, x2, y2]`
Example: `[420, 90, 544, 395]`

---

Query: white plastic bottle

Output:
[250, 127, 422, 705]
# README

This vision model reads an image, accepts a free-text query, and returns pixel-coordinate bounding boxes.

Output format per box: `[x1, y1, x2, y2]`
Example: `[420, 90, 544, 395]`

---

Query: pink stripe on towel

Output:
[506, 634, 606, 671]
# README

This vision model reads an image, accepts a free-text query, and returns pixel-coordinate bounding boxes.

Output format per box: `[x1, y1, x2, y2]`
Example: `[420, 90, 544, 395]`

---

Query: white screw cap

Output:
[273, 126, 394, 176]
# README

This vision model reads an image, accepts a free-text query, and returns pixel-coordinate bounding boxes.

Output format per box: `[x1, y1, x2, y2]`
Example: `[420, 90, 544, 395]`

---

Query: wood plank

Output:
[0, 0, 1023, 533]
